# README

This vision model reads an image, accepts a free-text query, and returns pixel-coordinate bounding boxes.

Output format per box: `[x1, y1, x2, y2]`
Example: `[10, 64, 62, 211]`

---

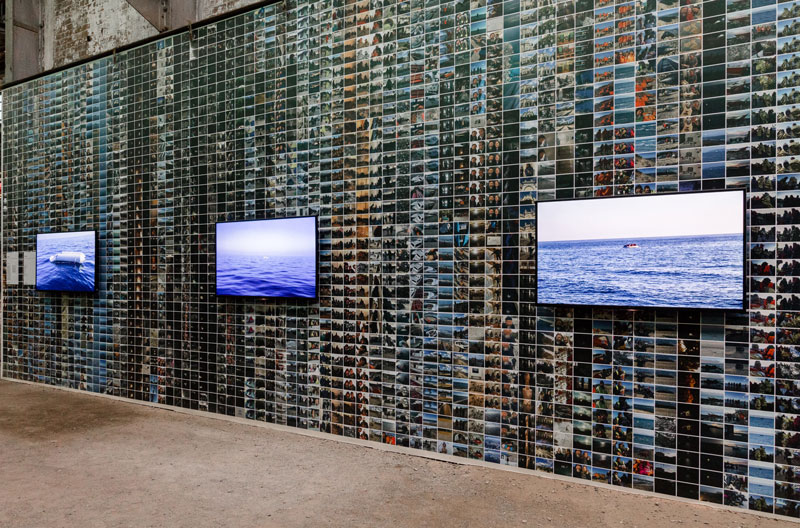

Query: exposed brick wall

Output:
[42, 0, 158, 71]
[40, 0, 265, 73]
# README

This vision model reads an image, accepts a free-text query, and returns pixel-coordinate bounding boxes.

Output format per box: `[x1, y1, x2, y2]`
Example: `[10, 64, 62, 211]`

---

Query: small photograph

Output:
[632, 473, 654, 491]
[36, 231, 96, 292]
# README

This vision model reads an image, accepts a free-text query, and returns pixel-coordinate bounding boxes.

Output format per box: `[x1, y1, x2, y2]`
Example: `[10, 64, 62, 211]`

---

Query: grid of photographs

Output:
[2, 0, 799, 517]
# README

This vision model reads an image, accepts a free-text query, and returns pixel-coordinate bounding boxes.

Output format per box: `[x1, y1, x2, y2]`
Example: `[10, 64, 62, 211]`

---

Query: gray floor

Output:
[0, 379, 792, 528]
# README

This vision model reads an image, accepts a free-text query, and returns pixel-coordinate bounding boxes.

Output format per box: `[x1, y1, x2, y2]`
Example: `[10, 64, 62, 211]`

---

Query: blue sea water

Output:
[538, 234, 743, 309]
[216, 254, 316, 298]
[36, 232, 96, 292]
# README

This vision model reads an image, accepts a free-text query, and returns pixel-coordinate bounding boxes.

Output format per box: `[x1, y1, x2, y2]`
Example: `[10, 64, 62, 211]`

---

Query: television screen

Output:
[216, 216, 317, 298]
[36, 231, 97, 292]
[536, 191, 745, 309]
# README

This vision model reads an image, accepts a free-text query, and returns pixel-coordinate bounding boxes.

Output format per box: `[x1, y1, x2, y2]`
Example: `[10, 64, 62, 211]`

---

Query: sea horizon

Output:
[539, 232, 741, 244]
[220, 251, 314, 258]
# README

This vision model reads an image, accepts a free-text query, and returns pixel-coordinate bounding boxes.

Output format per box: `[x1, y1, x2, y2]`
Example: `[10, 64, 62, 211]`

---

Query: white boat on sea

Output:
[49, 251, 86, 264]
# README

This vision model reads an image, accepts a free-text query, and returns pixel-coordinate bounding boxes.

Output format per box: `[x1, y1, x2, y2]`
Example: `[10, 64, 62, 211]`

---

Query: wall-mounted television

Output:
[36, 231, 97, 292]
[536, 190, 745, 310]
[216, 216, 318, 298]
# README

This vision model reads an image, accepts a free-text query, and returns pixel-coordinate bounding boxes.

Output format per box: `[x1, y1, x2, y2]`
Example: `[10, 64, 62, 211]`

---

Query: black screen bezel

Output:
[35, 230, 99, 294]
[534, 189, 747, 311]
[214, 215, 319, 300]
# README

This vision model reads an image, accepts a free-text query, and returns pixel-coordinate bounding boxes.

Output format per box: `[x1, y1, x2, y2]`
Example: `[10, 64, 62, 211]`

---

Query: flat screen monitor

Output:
[36, 231, 97, 292]
[216, 216, 318, 298]
[536, 190, 745, 310]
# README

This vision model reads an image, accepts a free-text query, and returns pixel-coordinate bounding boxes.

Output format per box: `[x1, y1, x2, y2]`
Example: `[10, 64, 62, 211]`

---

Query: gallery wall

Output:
[2, 0, 798, 517]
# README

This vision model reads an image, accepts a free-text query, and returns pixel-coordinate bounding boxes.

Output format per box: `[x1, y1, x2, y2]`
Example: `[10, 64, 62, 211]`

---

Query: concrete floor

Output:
[0, 379, 796, 528]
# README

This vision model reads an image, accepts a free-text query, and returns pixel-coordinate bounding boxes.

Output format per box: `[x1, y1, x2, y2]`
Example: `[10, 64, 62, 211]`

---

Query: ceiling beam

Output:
[5, 0, 42, 83]
[125, 0, 198, 33]
[125, 0, 166, 31]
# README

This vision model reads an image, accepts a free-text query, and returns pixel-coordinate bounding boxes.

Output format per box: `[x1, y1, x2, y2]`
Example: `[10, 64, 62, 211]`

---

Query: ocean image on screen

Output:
[537, 192, 744, 309]
[36, 231, 96, 292]
[216, 217, 317, 298]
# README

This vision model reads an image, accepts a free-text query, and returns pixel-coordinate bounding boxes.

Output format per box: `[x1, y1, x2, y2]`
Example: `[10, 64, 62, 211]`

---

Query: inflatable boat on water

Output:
[49, 251, 86, 264]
